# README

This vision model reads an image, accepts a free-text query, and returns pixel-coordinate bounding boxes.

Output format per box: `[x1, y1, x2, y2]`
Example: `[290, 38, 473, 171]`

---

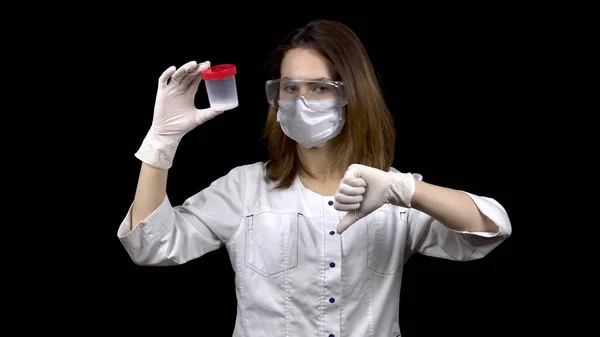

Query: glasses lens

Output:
[266, 79, 347, 111]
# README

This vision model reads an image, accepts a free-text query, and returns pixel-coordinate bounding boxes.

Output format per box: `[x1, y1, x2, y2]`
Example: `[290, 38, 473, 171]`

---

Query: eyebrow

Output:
[280, 76, 332, 81]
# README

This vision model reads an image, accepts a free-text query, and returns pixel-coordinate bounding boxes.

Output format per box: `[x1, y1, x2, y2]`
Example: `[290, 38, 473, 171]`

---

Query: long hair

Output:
[264, 20, 396, 189]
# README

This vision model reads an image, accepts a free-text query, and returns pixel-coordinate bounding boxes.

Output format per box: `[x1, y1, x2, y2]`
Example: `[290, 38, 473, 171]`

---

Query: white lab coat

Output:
[117, 162, 511, 337]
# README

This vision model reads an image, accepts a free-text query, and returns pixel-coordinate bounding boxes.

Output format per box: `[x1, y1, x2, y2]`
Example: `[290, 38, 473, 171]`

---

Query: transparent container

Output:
[201, 64, 239, 111]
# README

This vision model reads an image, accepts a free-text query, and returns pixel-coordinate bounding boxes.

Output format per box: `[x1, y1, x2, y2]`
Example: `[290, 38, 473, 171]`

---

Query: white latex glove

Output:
[333, 164, 421, 234]
[135, 60, 223, 169]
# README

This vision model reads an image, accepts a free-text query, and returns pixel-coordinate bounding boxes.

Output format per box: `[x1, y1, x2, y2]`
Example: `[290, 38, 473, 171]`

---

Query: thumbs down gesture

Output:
[333, 164, 421, 234]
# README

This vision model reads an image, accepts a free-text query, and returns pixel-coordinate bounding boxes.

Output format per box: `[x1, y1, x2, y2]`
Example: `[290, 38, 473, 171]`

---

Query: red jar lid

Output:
[201, 64, 237, 80]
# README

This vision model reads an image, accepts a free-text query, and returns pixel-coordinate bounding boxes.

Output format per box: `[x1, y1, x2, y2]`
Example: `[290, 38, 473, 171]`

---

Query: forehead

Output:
[280, 48, 333, 80]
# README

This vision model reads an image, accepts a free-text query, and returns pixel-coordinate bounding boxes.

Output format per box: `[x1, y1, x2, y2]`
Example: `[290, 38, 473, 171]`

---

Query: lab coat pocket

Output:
[245, 211, 299, 278]
[366, 208, 407, 276]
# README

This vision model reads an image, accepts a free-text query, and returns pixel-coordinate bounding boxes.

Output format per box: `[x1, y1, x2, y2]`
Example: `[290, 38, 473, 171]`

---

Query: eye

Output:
[282, 84, 299, 93]
[314, 85, 330, 93]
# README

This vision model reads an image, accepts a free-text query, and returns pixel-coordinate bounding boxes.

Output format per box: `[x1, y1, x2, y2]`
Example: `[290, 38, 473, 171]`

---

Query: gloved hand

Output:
[135, 60, 223, 169]
[333, 164, 422, 234]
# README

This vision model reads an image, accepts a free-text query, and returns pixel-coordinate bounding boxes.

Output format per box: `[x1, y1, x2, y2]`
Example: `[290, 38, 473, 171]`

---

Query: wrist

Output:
[387, 172, 416, 207]
[409, 179, 424, 209]
[134, 129, 182, 170]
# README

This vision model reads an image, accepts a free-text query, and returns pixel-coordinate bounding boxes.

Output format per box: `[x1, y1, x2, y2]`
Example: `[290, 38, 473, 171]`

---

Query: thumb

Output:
[337, 211, 359, 234]
[194, 108, 223, 126]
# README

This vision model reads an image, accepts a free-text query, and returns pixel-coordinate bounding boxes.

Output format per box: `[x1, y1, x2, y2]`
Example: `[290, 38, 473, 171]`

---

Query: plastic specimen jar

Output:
[200, 64, 239, 111]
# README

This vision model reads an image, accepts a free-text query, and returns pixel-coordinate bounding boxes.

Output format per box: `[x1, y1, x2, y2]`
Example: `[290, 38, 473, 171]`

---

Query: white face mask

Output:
[276, 97, 346, 148]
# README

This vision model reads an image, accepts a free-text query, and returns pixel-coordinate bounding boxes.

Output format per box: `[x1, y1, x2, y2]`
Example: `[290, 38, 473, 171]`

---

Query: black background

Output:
[107, 12, 530, 337]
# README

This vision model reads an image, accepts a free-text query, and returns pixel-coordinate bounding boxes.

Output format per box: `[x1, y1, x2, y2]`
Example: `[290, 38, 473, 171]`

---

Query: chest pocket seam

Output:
[244, 211, 300, 278]
[366, 209, 407, 276]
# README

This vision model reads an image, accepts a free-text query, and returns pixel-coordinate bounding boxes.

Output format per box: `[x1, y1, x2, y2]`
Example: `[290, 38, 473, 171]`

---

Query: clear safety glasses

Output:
[265, 78, 348, 112]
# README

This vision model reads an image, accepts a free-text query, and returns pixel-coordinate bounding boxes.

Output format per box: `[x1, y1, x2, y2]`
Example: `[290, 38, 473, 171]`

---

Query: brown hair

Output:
[264, 20, 396, 189]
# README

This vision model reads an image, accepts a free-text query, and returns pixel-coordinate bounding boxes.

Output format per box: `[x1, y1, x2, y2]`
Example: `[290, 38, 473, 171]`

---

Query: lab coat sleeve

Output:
[406, 191, 511, 261]
[116, 166, 247, 266]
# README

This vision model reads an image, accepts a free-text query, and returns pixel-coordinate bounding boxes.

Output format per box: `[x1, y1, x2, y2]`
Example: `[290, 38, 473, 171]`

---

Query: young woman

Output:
[118, 19, 511, 337]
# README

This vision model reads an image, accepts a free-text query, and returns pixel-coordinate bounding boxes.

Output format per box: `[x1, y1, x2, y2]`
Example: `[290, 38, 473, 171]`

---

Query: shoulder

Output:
[226, 161, 268, 178]
[218, 161, 270, 189]
[219, 161, 286, 215]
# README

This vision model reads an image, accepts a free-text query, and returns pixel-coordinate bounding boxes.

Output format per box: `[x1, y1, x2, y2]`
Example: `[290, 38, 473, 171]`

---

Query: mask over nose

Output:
[276, 97, 346, 148]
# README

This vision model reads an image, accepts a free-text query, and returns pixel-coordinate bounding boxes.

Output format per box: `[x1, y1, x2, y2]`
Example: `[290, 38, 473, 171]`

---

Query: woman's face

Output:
[274, 48, 345, 109]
